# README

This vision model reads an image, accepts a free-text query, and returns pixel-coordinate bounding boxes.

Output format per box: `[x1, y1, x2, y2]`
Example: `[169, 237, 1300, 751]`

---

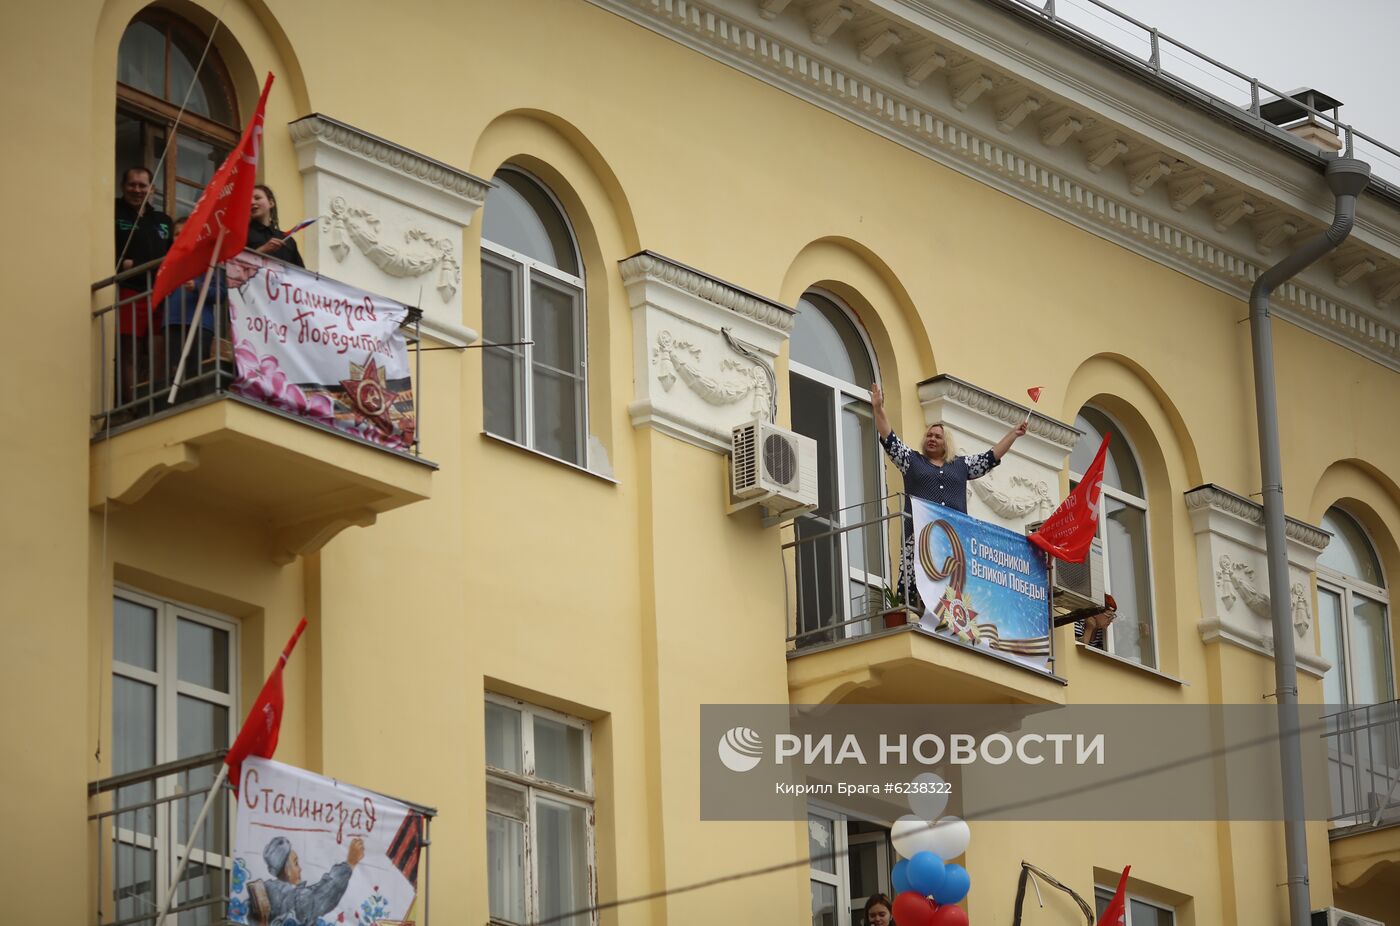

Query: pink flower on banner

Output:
[230, 339, 337, 426]
[232, 341, 286, 401]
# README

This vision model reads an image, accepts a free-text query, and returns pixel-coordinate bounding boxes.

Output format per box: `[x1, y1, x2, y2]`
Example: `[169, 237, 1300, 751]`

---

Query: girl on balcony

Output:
[247, 185, 306, 268]
[870, 382, 1026, 609]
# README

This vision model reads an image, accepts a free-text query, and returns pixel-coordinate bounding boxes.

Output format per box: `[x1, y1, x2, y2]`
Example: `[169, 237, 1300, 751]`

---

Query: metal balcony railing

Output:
[88, 751, 438, 926]
[90, 254, 424, 456]
[1322, 698, 1400, 833]
[782, 493, 918, 650]
[88, 750, 234, 926]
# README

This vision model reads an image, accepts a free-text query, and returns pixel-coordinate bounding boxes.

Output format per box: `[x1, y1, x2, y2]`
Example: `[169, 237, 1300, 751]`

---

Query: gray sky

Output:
[1048, 0, 1400, 183]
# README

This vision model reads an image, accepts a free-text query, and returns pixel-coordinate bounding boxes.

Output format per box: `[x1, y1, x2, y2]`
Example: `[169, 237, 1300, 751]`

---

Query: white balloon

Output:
[907, 772, 949, 820]
[891, 814, 940, 859]
[925, 816, 971, 860]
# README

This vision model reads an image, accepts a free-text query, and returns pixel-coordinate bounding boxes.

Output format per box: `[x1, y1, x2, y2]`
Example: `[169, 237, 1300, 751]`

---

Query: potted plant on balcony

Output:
[881, 586, 914, 629]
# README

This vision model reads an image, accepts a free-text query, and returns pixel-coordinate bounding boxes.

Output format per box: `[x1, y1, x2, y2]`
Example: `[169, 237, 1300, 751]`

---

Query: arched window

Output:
[789, 291, 883, 642]
[481, 168, 587, 466]
[1318, 508, 1393, 707]
[1069, 407, 1156, 666]
[116, 11, 239, 217]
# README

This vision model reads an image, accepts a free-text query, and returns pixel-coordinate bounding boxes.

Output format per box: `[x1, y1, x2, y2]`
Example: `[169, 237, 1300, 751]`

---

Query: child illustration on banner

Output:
[242, 835, 363, 926]
[229, 757, 424, 926]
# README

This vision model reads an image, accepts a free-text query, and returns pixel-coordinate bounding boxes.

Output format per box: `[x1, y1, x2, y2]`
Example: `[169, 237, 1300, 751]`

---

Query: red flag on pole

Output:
[1029, 432, 1110, 563]
[1026, 386, 1044, 403]
[225, 616, 306, 794]
[150, 72, 274, 308]
[1098, 865, 1131, 926]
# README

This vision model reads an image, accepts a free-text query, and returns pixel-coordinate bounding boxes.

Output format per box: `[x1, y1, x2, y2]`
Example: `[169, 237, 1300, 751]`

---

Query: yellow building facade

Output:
[2, 0, 1399, 924]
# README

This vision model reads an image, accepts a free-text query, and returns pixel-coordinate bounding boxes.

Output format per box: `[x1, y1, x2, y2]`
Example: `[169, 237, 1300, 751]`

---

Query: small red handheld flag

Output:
[1029, 432, 1110, 563]
[225, 616, 306, 793]
[1098, 865, 1131, 926]
[1027, 386, 1043, 403]
[150, 72, 274, 308]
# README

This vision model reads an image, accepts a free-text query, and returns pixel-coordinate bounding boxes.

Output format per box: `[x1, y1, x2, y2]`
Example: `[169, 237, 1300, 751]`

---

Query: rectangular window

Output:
[1069, 476, 1157, 668]
[111, 588, 237, 925]
[1095, 885, 1176, 926]
[481, 246, 587, 466]
[807, 806, 893, 926]
[485, 695, 595, 926]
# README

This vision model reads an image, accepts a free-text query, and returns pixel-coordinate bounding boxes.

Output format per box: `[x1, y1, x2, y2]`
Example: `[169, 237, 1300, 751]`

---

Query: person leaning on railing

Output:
[113, 166, 174, 402]
[247, 184, 305, 268]
[1053, 592, 1118, 649]
[870, 382, 1027, 609]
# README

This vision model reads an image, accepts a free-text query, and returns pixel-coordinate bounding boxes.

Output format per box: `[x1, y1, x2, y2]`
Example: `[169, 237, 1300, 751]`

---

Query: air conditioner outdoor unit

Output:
[1312, 907, 1385, 926]
[1027, 520, 1104, 611]
[729, 418, 818, 521]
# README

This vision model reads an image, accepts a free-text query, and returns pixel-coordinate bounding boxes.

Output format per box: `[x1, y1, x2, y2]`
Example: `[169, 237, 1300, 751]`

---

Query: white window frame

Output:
[1094, 884, 1176, 925]
[789, 289, 887, 637]
[485, 693, 597, 926]
[111, 586, 239, 922]
[481, 167, 589, 468]
[806, 802, 893, 926]
[1070, 409, 1158, 668]
[1317, 511, 1393, 708]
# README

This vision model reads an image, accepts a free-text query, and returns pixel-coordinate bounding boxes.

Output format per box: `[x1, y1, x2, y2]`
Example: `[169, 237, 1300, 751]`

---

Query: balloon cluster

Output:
[887, 773, 971, 926]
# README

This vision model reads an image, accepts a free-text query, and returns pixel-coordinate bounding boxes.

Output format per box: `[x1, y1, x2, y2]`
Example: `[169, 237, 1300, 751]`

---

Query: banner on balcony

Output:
[225, 252, 415, 450]
[911, 498, 1053, 673]
[229, 756, 425, 926]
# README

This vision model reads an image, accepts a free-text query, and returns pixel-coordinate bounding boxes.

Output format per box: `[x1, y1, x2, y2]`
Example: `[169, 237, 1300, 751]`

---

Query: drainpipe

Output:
[1248, 155, 1370, 926]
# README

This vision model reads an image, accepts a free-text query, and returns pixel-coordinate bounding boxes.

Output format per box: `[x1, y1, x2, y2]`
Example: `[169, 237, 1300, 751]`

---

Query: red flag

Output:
[1098, 865, 1131, 926]
[150, 73, 274, 308]
[225, 617, 306, 793]
[1029, 433, 1110, 563]
[1026, 386, 1044, 403]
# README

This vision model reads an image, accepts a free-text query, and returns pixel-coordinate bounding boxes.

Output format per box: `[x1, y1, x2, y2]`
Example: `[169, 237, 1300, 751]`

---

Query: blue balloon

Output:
[935, 863, 971, 905]
[891, 859, 912, 895]
[908, 850, 946, 897]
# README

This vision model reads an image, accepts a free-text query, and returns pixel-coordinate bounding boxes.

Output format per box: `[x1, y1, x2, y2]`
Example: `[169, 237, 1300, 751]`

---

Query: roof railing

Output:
[991, 0, 1400, 195]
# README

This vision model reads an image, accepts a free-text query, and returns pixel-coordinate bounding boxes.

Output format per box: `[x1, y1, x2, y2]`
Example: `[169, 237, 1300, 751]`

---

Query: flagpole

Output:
[167, 224, 228, 403]
[152, 761, 230, 926]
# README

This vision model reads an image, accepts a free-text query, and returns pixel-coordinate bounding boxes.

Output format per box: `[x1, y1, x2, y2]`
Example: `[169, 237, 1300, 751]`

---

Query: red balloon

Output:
[892, 891, 935, 926]
[928, 904, 969, 926]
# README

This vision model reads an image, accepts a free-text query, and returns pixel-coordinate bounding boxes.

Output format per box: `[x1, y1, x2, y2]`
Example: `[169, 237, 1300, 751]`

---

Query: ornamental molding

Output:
[1215, 554, 1311, 638]
[651, 330, 774, 415]
[1197, 618, 1329, 678]
[619, 251, 795, 334]
[917, 374, 1079, 450]
[583, 0, 1400, 372]
[969, 471, 1053, 518]
[624, 251, 792, 453]
[324, 196, 461, 302]
[1183, 484, 1330, 551]
[288, 114, 492, 205]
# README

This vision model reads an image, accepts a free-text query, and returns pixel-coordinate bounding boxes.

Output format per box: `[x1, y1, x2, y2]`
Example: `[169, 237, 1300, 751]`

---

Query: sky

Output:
[1044, 0, 1400, 184]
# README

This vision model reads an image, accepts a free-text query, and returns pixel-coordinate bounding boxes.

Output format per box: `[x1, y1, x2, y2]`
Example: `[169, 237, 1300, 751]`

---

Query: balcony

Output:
[1325, 699, 1400, 834]
[783, 494, 1067, 705]
[88, 751, 436, 926]
[1324, 699, 1400, 910]
[90, 257, 434, 563]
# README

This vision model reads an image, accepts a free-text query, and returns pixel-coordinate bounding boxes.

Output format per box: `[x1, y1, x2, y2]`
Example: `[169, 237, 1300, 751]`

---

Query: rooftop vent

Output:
[1260, 87, 1344, 152]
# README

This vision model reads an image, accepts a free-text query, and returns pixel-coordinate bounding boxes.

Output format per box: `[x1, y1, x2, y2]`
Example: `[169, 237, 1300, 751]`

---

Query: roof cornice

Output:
[584, 0, 1400, 371]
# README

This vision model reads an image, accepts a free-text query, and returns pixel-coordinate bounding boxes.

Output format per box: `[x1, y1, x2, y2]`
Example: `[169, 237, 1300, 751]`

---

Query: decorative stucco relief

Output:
[1216, 554, 1311, 638]
[324, 196, 460, 302]
[970, 472, 1054, 518]
[652, 330, 772, 415]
